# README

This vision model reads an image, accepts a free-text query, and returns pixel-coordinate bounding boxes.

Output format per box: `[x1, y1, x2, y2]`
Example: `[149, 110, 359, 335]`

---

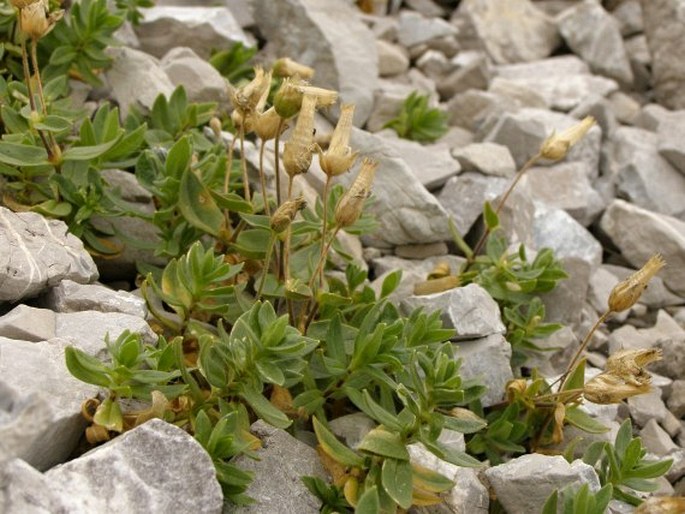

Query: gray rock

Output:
[55, 311, 156, 356]
[366, 80, 423, 133]
[416, 49, 451, 80]
[0, 337, 97, 470]
[161, 47, 230, 109]
[640, 419, 679, 456]
[634, 102, 672, 132]
[488, 77, 549, 110]
[401, 283, 505, 340]
[640, 0, 685, 109]
[446, 90, 513, 131]
[611, 0, 644, 36]
[0, 458, 68, 512]
[0, 305, 55, 342]
[599, 199, 685, 296]
[254, 0, 378, 126]
[657, 110, 685, 175]
[45, 419, 222, 514]
[437, 52, 491, 99]
[135, 6, 251, 59]
[570, 94, 619, 140]
[667, 380, 685, 418]
[459, 0, 559, 64]
[607, 91, 641, 125]
[329, 413, 376, 450]
[558, 2, 633, 84]
[397, 10, 457, 47]
[43, 280, 147, 318]
[484, 454, 601, 514]
[540, 256, 593, 330]
[482, 110, 546, 168]
[454, 334, 513, 407]
[520, 161, 604, 226]
[628, 388, 668, 428]
[610, 127, 685, 219]
[395, 242, 449, 259]
[380, 137, 460, 190]
[405, 0, 446, 17]
[451, 143, 516, 178]
[376, 39, 410, 77]
[233, 420, 326, 514]
[0, 207, 98, 302]
[524, 325, 579, 377]
[408, 442, 489, 514]
[105, 47, 175, 118]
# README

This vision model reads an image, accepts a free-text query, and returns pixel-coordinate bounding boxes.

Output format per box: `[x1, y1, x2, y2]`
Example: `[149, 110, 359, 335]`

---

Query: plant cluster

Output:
[0, 3, 676, 512]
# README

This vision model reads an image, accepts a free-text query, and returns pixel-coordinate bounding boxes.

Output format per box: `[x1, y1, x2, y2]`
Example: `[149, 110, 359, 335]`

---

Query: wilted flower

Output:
[19, 0, 63, 40]
[608, 254, 666, 313]
[413, 275, 460, 296]
[583, 372, 652, 404]
[209, 117, 223, 139]
[539, 116, 596, 161]
[605, 348, 662, 385]
[254, 107, 284, 141]
[283, 93, 318, 178]
[272, 57, 314, 80]
[231, 67, 272, 117]
[319, 103, 358, 177]
[270, 196, 306, 233]
[294, 85, 338, 108]
[334, 158, 377, 228]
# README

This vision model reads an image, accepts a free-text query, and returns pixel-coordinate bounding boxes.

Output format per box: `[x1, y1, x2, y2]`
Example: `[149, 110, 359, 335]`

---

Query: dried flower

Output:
[294, 85, 338, 108]
[274, 78, 305, 119]
[20, 0, 62, 40]
[319, 103, 358, 177]
[334, 158, 377, 228]
[270, 196, 306, 233]
[605, 348, 662, 385]
[231, 67, 272, 117]
[608, 254, 666, 313]
[209, 117, 223, 139]
[283, 94, 317, 177]
[413, 275, 460, 296]
[254, 107, 284, 141]
[583, 372, 652, 404]
[635, 497, 685, 514]
[10, 0, 36, 9]
[539, 116, 596, 161]
[427, 261, 451, 280]
[272, 57, 315, 80]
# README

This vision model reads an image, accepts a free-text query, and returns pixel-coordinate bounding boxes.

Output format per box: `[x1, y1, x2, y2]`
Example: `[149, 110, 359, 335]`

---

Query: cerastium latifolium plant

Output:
[1, 6, 661, 508]
[383, 90, 448, 143]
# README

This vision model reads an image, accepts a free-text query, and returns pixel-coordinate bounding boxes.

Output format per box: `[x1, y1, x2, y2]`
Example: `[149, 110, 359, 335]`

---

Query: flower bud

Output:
[320, 103, 358, 177]
[334, 158, 377, 228]
[270, 196, 306, 233]
[607, 254, 665, 313]
[274, 78, 305, 119]
[209, 117, 223, 139]
[272, 57, 315, 80]
[539, 116, 596, 161]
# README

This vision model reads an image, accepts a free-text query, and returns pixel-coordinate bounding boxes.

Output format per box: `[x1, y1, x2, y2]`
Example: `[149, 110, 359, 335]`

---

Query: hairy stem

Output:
[258, 138, 271, 217]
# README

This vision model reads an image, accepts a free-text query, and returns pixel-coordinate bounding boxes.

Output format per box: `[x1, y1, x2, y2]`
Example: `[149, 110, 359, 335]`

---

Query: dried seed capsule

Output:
[334, 158, 377, 228]
[272, 57, 314, 80]
[539, 116, 596, 161]
[231, 67, 271, 116]
[607, 254, 665, 312]
[320, 103, 358, 177]
[270, 196, 306, 233]
[283, 94, 318, 177]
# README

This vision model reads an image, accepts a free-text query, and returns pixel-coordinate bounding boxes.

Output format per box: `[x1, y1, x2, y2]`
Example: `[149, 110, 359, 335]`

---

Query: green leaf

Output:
[166, 135, 191, 178]
[422, 438, 482, 467]
[439, 410, 487, 434]
[483, 201, 499, 230]
[239, 384, 291, 429]
[62, 138, 120, 161]
[64, 347, 112, 388]
[346, 389, 402, 431]
[312, 416, 365, 468]
[448, 217, 473, 259]
[562, 358, 586, 392]
[628, 458, 673, 480]
[93, 397, 123, 432]
[381, 458, 413, 509]
[355, 486, 380, 514]
[564, 407, 609, 434]
[255, 360, 285, 386]
[0, 141, 50, 166]
[541, 490, 558, 514]
[178, 167, 224, 236]
[380, 269, 401, 299]
[614, 418, 632, 458]
[33, 115, 72, 132]
[32, 200, 72, 218]
[358, 428, 409, 461]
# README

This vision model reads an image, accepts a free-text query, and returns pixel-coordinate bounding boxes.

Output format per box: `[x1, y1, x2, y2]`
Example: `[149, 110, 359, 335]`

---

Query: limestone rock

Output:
[254, 0, 378, 126]
[376, 39, 410, 77]
[640, 419, 679, 456]
[454, 334, 513, 407]
[0, 207, 98, 303]
[380, 136, 460, 190]
[0, 305, 55, 342]
[161, 47, 230, 109]
[397, 10, 457, 47]
[656, 110, 685, 175]
[42, 280, 147, 318]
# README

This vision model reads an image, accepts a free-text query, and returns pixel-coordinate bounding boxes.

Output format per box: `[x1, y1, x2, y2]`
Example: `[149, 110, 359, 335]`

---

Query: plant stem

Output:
[21, 38, 52, 161]
[256, 235, 276, 301]
[30, 38, 59, 162]
[318, 175, 332, 288]
[258, 139, 271, 217]
[274, 118, 285, 207]
[239, 126, 250, 202]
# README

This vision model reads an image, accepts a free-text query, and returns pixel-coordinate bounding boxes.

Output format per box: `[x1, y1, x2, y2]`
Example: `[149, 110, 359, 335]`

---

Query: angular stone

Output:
[380, 136, 460, 190]
[446, 90, 513, 131]
[0, 305, 55, 342]
[0, 207, 98, 303]
[599, 199, 685, 296]
[640, 0, 685, 109]
[570, 94, 619, 140]
[0, 458, 67, 511]
[612, 0, 644, 36]
[540, 256, 593, 330]
[233, 420, 326, 514]
[397, 10, 457, 47]
[454, 334, 513, 407]
[657, 111, 685, 175]
[366, 80, 422, 133]
[484, 454, 600, 514]
[609, 127, 685, 219]
[105, 47, 175, 119]
[437, 51, 491, 99]
[415, 49, 451, 80]
[0, 337, 98, 470]
[376, 39, 409, 77]
[558, 2, 633, 84]
[451, 142, 516, 178]
[45, 419, 222, 513]
[43, 280, 147, 318]
[161, 47, 230, 109]
[135, 6, 251, 59]
[524, 325, 579, 377]
[488, 77, 549, 110]
[628, 388, 668, 428]
[667, 380, 685, 418]
[401, 284, 505, 340]
[607, 91, 641, 125]
[254, 0, 378, 126]
[459, 0, 559, 64]
[640, 419, 679, 456]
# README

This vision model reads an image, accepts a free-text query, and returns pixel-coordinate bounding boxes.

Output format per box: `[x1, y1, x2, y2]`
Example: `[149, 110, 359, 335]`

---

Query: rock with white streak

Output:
[43, 280, 147, 318]
[640, 0, 685, 109]
[459, 0, 559, 64]
[105, 47, 175, 118]
[135, 6, 251, 59]
[0, 305, 55, 342]
[454, 334, 513, 407]
[44, 419, 222, 513]
[254, 0, 378, 126]
[558, 2, 633, 84]
[599, 199, 685, 296]
[161, 47, 230, 109]
[397, 10, 457, 47]
[484, 454, 601, 514]
[401, 284, 505, 340]
[233, 420, 326, 514]
[609, 127, 685, 220]
[0, 207, 98, 303]
[0, 337, 98, 470]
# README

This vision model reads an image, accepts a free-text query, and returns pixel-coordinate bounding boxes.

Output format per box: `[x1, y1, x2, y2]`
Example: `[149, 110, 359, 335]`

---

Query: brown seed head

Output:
[539, 116, 596, 161]
[272, 57, 315, 80]
[413, 275, 460, 296]
[270, 196, 306, 233]
[320, 103, 358, 177]
[608, 254, 665, 313]
[283, 94, 317, 177]
[334, 158, 377, 228]
[583, 372, 652, 404]
[232, 67, 272, 116]
[20, 0, 62, 40]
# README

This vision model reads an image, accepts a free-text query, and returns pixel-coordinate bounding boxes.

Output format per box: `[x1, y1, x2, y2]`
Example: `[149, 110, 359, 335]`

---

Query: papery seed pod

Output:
[283, 94, 317, 177]
[539, 116, 596, 161]
[254, 107, 284, 141]
[506, 378, 528, 402]
[20, 0, 60, 40]
[334, 158, 377, 228]
[413, 275, 460, 296]
[270, 196, 306, 233]
[85, 424, 111, 444]
[10, 0, 36, 9]
[294, 85, 338, 108]
[272, 57, 315, 80]
[605, 348, 662, 385]
[635, 497, 685, 514]
[427, 261, 451, 280]
[583, 372, 652, 404]
[608, 254, 665, 313]
[274, 78, 305, 119]
[320, 103, 358, 177]
[231, 67, 271, 116]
